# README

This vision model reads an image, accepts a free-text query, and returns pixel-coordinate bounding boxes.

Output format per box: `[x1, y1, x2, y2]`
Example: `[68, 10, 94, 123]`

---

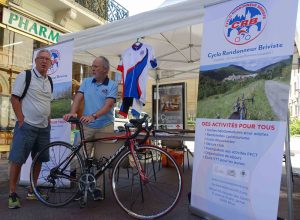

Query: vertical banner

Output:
[152, 83, 185, 129]
[20, 40, 74, 184]
[191, 1, 298, 219]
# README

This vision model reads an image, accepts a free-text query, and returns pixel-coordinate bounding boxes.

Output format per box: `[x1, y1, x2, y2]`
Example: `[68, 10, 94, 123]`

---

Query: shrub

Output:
[290, 119, 300, 136]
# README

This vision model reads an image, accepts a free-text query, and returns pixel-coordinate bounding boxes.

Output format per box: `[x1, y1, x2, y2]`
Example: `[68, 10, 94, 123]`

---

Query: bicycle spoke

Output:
[112, 145, 182, 219]
[31, 142, 83, 207]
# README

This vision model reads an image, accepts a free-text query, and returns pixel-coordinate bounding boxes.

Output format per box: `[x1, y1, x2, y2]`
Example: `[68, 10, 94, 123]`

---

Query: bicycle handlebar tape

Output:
[68, 117, 80, 123]
[128, 114, 152, 142]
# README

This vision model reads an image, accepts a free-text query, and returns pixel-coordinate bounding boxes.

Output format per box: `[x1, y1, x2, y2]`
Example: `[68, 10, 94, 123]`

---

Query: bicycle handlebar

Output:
[126, 114, 153, 143]
[67, 114, 154, 143]
[67, 117, 80, 124]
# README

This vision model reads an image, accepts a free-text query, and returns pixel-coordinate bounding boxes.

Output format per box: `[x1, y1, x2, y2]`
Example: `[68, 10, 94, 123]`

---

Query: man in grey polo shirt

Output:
[8, 49, 53, 209]
[64, 56, 118, 200]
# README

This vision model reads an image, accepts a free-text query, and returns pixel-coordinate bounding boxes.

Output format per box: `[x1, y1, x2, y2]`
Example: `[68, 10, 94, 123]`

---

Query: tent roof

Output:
[59, 0, 221, 82]
[59, 0, 300, 81]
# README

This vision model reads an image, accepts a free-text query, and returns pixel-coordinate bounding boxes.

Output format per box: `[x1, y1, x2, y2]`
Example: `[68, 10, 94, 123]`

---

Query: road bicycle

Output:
[229, 94, 254, 120]
[30, 114, 183, 219]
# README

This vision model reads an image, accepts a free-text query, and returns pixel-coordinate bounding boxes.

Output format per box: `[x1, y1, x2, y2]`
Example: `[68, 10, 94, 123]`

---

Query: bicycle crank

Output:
[78, 173, 96, 208]
[79, 173, 96, 192]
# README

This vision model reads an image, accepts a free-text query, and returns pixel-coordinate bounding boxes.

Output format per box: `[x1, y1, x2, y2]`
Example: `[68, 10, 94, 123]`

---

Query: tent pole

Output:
[285, 112, 294, 220]
[189, 26, 192, 61]
[160, 33, 190, 62]
[156, 70, 159, 130]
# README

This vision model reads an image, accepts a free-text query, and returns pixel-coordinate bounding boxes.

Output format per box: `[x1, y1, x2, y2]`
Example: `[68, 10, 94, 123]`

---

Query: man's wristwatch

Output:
[92, 113, 97, 120]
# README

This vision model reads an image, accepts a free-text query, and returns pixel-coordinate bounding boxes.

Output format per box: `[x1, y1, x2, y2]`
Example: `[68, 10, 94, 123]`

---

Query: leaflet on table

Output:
[191, 118, 286, 220]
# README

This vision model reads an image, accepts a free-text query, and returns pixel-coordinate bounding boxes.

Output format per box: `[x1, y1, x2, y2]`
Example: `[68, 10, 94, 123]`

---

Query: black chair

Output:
[116, 150, 156, 183]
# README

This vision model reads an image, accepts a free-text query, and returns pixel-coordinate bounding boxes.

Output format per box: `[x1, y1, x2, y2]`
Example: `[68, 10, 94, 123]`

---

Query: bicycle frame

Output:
[66, 118, 150, 183]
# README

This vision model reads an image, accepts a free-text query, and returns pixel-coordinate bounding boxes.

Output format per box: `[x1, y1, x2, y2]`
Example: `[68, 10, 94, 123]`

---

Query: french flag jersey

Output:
[117, 43, 157, 117]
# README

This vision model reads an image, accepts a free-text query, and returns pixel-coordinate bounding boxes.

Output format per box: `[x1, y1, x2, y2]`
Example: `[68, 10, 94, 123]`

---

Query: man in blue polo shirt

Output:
[63, 56, 118, 200]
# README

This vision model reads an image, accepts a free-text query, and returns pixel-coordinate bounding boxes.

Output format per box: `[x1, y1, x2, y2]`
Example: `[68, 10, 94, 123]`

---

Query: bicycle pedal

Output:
[79, 195, 87, 208]
[79, 201, 86, 208]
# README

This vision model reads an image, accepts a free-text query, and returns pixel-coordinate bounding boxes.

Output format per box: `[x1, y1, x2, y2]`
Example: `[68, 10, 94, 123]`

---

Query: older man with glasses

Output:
[8, 49, 53, 209]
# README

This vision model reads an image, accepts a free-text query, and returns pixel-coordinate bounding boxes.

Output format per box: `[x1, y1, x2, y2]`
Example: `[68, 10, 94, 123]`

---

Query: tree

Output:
[290, 119, 300, 136]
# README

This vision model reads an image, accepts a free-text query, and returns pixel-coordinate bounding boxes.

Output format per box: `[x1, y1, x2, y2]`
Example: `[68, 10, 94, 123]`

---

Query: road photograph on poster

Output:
[197, 55, 292, 121]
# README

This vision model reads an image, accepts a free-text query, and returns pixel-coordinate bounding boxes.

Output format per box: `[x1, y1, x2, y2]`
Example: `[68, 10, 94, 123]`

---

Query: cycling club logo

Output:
[101, 89, 108, 96]
[224, 2, 267, 45]
[48, 49, 60, 75]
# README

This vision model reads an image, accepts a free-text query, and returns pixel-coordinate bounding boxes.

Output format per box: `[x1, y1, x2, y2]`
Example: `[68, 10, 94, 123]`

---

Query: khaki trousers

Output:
[83, 123, 125, 189]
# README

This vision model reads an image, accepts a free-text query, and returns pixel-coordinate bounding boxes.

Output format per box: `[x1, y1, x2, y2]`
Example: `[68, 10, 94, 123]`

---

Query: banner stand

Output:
[285, 113, 294, 220]
[189, 205, 219, 220]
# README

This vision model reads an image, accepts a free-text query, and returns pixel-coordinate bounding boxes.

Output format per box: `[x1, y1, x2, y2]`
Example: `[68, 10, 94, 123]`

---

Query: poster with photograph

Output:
[32, 40, 74, 119]
[191, 0, 298, 219]
[152, 83, 185, 129]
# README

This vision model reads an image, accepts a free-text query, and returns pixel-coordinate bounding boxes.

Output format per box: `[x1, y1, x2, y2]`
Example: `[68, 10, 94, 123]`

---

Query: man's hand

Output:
[80, 115, 95, 124]
[63, 113, 77, 122]
[18, 118, 24, 128]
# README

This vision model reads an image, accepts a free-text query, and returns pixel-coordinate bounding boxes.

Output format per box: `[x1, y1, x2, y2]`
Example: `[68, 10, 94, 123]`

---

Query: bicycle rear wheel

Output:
[30, 141, 83, 207]
[112, 145, 182, 219]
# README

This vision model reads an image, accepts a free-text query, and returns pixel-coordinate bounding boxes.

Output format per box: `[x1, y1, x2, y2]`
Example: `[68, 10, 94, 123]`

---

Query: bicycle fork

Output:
[129, 140, 149, 184]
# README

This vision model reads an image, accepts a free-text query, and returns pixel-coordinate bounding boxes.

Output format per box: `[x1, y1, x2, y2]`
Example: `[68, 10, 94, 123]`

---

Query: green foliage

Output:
[51, 98, 71, 119]
[198, 73, 268, 100]
[290, 119, 300, 136]
[198, 57, 292, 100]
[197, 80, 278, 120]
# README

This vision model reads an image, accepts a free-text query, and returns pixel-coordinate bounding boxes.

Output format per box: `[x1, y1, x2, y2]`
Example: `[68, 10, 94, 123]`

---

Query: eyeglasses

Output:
[37, 57, 51, 62]
[92, 65, 102, 68]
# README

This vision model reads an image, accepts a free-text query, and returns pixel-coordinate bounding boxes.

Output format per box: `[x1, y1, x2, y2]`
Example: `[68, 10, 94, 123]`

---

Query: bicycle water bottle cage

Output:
[96, 157, 109, 169]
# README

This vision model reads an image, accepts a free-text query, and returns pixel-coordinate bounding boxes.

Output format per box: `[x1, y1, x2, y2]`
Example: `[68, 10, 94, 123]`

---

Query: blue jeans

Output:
[9, 122, 50, 164]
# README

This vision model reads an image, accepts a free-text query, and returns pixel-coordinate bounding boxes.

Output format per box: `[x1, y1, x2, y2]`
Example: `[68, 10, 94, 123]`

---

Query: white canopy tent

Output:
[59, 0, 296, 219]
[59, 0, 221, 82]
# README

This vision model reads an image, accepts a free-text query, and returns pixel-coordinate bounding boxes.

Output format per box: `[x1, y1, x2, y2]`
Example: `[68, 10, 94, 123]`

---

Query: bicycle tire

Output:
[30, 141, 84, 207]
[112, 144, 183, 219]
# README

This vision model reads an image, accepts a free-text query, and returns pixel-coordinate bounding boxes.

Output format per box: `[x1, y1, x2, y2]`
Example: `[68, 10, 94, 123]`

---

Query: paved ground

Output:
[0, 147, 300, 220]
[0, 160, 198, 220]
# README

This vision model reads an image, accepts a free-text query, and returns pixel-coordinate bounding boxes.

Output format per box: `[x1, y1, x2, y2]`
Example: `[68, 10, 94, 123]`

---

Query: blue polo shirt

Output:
[78, 77, 118, 129]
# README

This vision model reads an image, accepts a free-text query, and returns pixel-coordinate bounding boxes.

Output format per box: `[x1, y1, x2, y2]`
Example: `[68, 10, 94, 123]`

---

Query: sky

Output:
[116, 0, 165, 16]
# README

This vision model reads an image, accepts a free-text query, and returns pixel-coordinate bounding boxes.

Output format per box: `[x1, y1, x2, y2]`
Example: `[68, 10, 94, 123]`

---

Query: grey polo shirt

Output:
[12, 68, 53, 128]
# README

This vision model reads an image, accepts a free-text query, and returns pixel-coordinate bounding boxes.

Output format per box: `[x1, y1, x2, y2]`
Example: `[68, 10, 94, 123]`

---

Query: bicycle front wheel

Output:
[30, 141, 84, 207]
[112, 145, 183, 219]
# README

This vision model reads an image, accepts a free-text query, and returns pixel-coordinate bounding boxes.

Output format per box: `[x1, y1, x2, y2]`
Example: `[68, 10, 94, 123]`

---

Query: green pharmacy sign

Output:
[2, 8, 61, 43]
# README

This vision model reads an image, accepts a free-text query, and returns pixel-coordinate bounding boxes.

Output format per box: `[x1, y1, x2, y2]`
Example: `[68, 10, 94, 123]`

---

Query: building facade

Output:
[289, 50, 300, 120]
[0, 0, 128, 157]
